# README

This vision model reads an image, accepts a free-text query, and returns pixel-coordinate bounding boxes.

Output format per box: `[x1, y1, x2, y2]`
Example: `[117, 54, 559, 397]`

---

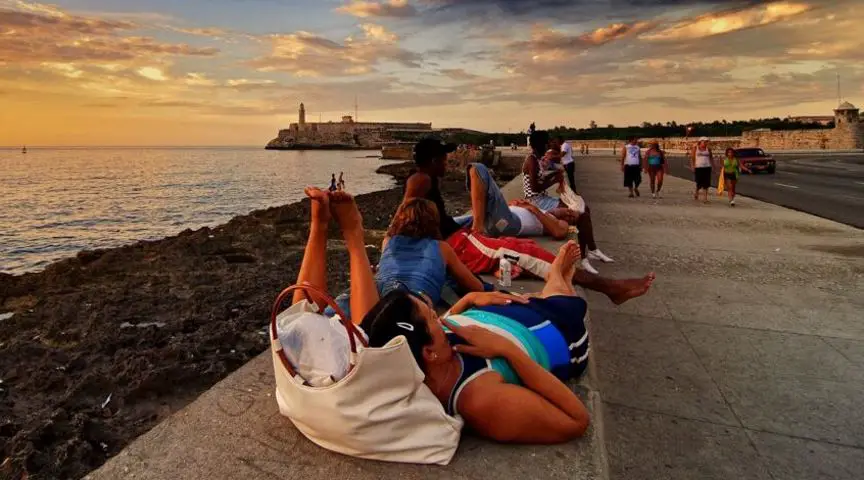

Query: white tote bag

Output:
[559, 184, 586, 214]
[270, 283, 464, 465]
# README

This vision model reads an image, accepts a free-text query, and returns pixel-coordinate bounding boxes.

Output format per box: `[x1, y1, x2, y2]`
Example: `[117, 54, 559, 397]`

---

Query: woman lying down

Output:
[292, 187, 590, 443]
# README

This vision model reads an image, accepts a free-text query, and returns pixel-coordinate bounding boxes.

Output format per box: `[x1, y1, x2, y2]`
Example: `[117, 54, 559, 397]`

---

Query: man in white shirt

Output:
[557, 136, 576, 191]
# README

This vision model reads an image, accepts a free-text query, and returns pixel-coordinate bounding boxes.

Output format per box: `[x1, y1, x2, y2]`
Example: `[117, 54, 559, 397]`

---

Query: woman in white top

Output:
[691, 137, 715, 203]
[557, 136, 576, 191]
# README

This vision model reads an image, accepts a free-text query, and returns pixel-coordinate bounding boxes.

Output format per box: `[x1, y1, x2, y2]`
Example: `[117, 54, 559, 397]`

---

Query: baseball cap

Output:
[414, 136, 457, 164]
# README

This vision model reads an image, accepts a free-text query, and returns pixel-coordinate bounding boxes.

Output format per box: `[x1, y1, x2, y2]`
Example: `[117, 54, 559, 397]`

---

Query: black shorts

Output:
[624, 165, 642, 188]
[694, 167, 712, 189]
[723, 172, 738, 183]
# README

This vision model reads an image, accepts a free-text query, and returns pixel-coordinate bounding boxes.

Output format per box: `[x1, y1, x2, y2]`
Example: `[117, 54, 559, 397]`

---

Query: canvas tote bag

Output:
[270, 282, 464, 465]
[559, 184, 586, 214]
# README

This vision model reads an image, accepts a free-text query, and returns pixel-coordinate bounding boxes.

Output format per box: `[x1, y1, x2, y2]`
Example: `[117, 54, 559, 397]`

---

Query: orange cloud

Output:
[249, 25, 419, 77]
[0, 2, 218, 64]
[505, 21, 653, 62]
[335, 0, 417, 18]
[642, 1, 812, 41]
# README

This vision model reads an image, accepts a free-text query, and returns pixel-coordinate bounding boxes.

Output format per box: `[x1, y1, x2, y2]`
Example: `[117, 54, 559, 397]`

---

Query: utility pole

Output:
[837, 72, 842, 104]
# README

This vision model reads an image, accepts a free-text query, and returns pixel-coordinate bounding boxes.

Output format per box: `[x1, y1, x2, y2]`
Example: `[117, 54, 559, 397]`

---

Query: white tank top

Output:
[625, 144, 641, 166]
[694, 147, 712, 168]
[510, 207, 544, 236]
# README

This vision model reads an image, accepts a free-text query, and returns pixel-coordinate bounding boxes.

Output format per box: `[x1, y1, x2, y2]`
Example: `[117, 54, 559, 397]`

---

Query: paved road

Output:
[664, 153, 864, 229]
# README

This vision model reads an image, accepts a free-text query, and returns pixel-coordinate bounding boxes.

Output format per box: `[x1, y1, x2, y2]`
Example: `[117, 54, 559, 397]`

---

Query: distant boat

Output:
[21, 146, 27, 154]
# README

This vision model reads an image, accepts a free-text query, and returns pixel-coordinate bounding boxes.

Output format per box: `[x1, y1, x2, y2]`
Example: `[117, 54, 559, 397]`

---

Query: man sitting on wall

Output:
[401, 137, 654, 305]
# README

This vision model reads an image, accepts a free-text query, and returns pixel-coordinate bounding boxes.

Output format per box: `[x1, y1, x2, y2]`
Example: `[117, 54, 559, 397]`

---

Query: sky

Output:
[1, 0, 862, 146]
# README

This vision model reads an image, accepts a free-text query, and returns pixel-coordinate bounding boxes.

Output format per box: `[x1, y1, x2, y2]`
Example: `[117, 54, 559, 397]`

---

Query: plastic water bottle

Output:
[498, 256, 512, 288]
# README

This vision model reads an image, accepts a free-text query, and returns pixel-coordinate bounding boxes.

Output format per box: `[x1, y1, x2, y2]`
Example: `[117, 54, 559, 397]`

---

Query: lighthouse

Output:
[299, 102, 306, 126]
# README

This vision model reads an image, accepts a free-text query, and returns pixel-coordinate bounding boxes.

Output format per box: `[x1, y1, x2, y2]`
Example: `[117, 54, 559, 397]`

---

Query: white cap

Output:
[699, 136, 710, 141]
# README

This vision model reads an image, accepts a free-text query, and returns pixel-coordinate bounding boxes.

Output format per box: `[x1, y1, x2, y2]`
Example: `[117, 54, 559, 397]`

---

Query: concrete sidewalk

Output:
[87, 157, 863, 480]
[574, 157, 864, 479]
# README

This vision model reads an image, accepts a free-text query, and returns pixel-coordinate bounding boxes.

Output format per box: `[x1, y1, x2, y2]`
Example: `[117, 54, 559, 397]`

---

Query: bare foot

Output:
[329, 190, 364, 234]
[305, 186, 330, 224]
[608, 273, 656, 305]
[552, 240, 581, 283]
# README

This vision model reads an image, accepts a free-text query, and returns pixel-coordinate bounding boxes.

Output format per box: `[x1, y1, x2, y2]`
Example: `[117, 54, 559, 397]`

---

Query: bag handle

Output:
[270, 282, 368, 379]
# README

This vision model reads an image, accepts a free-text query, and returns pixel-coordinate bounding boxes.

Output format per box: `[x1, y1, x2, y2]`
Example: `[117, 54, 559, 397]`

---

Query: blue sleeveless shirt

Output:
[376, 236, 447, 305]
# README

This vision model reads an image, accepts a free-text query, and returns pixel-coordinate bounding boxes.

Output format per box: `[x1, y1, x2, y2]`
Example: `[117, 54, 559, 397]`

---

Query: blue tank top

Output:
[442, 296, 589, 416]
[376, 236, 446, 304]
[647, 151, 663, 166]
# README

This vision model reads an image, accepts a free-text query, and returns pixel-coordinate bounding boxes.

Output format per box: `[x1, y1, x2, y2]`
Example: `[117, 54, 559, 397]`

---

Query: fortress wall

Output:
[269, 121, 431, 148]
[570, 129, 860, 152]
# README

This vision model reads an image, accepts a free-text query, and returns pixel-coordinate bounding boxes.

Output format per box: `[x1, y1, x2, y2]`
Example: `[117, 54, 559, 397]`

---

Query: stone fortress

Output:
[739, 101, 862, 150]
[582, 102, 864, 152]
[266, 103, 435, 150]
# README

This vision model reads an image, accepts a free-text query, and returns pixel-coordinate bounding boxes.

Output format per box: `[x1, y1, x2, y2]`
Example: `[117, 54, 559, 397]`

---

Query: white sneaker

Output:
[588, 249, 615, 263]
[652, 193, 656, 199]
[581, 258, 599, 274]
[730, 199, 736, 207]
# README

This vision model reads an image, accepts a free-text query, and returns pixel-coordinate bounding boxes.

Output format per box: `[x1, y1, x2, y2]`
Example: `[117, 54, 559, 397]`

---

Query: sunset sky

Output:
[1, 0, 861, 146]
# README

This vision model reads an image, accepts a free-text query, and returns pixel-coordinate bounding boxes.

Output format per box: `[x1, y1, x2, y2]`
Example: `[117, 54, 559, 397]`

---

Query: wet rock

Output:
[0, 163, 470, 479]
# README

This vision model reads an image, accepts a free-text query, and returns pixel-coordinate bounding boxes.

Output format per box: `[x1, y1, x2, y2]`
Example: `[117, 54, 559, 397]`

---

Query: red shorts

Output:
[446, 229, 555, 278]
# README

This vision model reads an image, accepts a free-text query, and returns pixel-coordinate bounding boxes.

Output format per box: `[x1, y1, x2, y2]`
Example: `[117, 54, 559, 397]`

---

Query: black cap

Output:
[414, 136, 457, 164]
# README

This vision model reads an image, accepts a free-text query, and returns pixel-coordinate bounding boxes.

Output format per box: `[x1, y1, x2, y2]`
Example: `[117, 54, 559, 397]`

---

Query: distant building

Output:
[266, 103, 435, 149]
[743, 102, 862, 150]
[787, 115, 834, 126]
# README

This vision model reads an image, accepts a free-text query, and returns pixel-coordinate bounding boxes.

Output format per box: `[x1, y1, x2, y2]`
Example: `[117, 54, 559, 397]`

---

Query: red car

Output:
[734, 148, 776, 174]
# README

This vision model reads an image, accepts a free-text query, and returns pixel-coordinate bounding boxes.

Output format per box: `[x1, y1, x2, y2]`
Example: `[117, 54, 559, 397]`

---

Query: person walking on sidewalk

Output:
[620, 137, 643, 198]
[722, 147, 750, 207]
[644, 141, 667, 199]
[691, 137, 715, 203]
[558, 136, 577, 192]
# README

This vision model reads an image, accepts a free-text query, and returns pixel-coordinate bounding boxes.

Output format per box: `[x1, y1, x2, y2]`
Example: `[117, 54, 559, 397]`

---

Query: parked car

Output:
[734, 148, 776, 174]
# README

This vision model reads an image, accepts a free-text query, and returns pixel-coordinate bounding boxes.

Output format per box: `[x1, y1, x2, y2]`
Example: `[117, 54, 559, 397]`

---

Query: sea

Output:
[0, 147, 397, 275]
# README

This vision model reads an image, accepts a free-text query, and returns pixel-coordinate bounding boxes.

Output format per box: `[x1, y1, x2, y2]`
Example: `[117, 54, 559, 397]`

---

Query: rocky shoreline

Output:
[0, 161, 478, 480]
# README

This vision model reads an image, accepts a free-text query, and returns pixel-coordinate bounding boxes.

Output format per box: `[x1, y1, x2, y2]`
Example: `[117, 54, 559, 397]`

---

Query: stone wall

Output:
[741, 130, 830, 150]
[571, 137, 741, 153]
[568, 127, 862, 153]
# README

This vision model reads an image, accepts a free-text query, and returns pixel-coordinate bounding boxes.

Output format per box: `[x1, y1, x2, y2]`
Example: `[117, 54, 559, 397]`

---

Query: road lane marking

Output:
[855, 181, 864, 186]
[781, 171, 799, 176]
[774, 183, 799, 189]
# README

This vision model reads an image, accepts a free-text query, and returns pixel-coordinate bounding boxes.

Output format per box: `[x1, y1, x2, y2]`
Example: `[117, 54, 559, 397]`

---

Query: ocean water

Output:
[0, 148, 395, 275]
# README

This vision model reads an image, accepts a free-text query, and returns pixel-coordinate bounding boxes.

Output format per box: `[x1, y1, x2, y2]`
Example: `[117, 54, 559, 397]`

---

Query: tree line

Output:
[443, 117, 832, 147]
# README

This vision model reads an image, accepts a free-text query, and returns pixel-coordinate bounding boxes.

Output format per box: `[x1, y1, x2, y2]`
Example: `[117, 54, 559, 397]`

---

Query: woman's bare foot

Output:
[544, 241, 580, 296]
[553, 241, 581, 283]
[607, 273, 656, 305]
[329, 190, 364, 235]
[305, 186, 330, 224]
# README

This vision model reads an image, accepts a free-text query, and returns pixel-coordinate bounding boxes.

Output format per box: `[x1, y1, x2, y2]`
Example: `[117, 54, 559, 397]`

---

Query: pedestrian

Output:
[620, 137, 643, 198]
[644, 141, 667, 198]
[691, 137, 714, 203]
[338, 172, 346, 191]
[329, 173, 338, 192]
[722, 147, 750, 207]
[557, 135, 576, 191]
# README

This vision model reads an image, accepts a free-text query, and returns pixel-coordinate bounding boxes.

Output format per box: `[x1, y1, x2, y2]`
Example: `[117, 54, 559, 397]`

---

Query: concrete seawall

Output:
[86, 156, 864, 479]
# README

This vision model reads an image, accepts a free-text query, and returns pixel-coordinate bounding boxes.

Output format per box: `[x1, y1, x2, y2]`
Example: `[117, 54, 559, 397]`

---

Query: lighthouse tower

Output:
[299, 102, 306, 126]
[833, 101, 862, 149]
